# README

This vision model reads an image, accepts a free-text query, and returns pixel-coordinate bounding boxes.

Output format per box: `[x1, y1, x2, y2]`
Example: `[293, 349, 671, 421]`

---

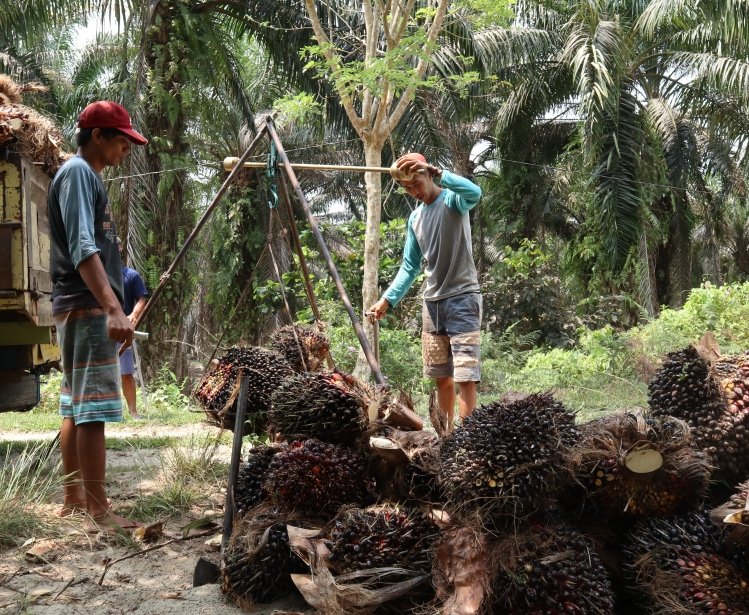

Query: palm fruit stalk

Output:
[221, 507, 308, 607]
[264, 439, 369, 517]
[195, 346, 291, 434]
[268, 371, 368, 445]
[566, 411, 711, 518]
[270, 324, 330, 372]
[233, 445, 282, 517]
[433, 527, 494, 615]
[492, 523, 616, 615]
[711, 480, 749, 569]
[439, 393, 578, 526]
[325, 505, 440, 574]
[625, 511, 749, 614]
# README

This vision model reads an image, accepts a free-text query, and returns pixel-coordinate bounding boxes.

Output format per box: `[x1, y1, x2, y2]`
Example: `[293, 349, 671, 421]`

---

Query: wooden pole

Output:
[221, 371, 249, 556]
[224, 157, 393, 174]
[127, 127, 269, 338]
[265, 118, 386, 385]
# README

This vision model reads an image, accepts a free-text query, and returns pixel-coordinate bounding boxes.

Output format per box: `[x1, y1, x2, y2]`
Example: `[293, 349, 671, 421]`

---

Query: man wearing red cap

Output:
[369, 153, 482, 433]
[48, 101, 147, 530]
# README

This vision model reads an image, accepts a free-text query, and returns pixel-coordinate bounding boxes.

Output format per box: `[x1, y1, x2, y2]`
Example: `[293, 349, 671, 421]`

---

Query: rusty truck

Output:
[0, 149, 59, 412]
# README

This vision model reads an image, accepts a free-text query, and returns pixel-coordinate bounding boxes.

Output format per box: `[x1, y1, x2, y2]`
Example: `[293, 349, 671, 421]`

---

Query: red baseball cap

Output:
[78, 101, 148, 145]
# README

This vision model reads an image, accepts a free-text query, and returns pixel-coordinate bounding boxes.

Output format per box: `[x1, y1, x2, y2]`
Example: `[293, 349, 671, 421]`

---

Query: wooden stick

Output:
[265, 118, 386, 385]
[224, 157, 393, 174]
[123, 126, 269, 351]
[97, 528, 219, 586]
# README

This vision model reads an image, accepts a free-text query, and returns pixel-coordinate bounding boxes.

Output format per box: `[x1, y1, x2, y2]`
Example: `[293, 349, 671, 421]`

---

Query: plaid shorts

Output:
[422, 292, 482, 382]
[55, 307, 123, 424]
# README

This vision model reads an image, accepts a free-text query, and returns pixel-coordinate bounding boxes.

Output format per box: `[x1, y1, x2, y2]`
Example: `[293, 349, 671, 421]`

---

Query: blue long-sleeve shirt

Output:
[383, 170, 482, 306]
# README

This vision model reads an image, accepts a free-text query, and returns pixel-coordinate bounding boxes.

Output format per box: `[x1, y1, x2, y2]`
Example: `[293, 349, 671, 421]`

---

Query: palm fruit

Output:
[492, 523, 616, 615]
[195, 346, 292, 434]
[401, 446, 443, 504]
[625, 511, 749, 614]
[264, 439, 369, 517]
[713, 352, 749, 480]
[566, 411, 711, 518]
[649, 345, 749, 481]
[221, 508, 308, 607]
[325, 505, 440, 574]
[648, 345, 725, 432]
[439, 393, 578, 525]
[269, 324, 330, 372]
[268, 371, 368, 445]
[233, 445, 281, 517]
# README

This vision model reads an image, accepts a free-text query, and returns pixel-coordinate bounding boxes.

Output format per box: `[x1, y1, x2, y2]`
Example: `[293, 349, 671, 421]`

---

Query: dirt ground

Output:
[0, 426, 311, 614]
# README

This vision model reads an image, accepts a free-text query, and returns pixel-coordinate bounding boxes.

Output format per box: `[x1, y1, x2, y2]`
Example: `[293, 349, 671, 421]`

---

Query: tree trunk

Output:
[668, 195, 692, 309]
[354, 142, 383, 380]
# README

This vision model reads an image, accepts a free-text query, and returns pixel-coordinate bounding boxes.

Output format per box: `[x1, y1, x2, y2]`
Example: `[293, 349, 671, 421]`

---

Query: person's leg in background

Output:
[119, 346, 139, 418]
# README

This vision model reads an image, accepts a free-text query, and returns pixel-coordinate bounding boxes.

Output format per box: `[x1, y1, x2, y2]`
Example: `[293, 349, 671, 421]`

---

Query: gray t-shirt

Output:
[48, 156, 123, 314]
[383, 171, 482, 305]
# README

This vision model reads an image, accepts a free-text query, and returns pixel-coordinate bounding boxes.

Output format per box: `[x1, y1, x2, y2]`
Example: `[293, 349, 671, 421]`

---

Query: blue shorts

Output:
[422, 292, 482, 382]
[118, 345, 135, 376]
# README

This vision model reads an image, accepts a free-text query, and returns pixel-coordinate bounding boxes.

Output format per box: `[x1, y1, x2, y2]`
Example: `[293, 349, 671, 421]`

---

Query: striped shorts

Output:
[55, 307, 123, 424]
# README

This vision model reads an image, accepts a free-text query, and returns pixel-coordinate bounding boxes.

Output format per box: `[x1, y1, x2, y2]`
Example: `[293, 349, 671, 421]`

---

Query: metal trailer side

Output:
[0, 149, 59, 411]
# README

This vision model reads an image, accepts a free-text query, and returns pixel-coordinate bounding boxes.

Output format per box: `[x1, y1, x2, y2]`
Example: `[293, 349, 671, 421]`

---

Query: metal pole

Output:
[129, 127, 269, 337]
[221, 371, 249, 557]
[265, 118, 386, 385]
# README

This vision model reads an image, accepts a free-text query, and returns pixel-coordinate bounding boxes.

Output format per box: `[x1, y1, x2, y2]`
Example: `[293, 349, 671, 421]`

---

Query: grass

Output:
[123, 433, 229, 522]
[0, 368, 205, 433]
[0, 442, 63, 548]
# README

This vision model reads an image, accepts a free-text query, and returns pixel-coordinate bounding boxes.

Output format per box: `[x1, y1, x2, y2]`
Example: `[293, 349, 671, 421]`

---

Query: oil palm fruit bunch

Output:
[270, 325, 330, 372]
[492, 523, 615, 615]
[439, 393, 578, 525]
[567, 411, 711, 518]
[401, 446, 443, 504]
[713, 353, 749, 480]
[264, 439, 368, 517]
[195, 346, 292, 433]
[647, 346, 724, 446]
[221, 509, 308, 607]
[234, 445, 282, 517]
[625, 511, 749, 614]
[325, 505, 440, 574]
[268, 371, 368, 445]
[711, 480, 749, 566]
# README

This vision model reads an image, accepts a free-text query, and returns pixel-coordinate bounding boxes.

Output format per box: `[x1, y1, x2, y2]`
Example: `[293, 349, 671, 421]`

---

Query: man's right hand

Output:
[369, 298, 390, 320]
[107, 308, 134, 348]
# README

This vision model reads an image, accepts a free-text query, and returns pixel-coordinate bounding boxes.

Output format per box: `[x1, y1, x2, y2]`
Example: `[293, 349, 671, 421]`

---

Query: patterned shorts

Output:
[55, 307, 123, 424]
[422, 292, 482, 382]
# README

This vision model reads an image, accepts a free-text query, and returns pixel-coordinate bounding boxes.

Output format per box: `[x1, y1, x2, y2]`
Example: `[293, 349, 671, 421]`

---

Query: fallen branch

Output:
[98, 527, 219, 586]
[51, 576, 88, 602]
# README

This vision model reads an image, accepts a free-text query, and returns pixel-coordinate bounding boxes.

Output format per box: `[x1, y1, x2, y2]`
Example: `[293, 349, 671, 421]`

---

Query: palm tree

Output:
[488, 0, 749, 310]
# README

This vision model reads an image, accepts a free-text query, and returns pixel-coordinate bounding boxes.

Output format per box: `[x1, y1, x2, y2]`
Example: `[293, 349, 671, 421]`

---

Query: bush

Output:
[483, 240, 579, 348]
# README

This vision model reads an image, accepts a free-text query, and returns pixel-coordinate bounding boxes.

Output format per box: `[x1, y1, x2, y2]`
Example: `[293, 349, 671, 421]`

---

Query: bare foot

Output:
[59, 501, 87, 517]
[86, 510, 141, 533]
[60, 498, 112, 518]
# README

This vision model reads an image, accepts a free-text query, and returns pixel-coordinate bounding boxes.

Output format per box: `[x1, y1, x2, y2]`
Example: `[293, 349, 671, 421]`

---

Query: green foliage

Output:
[483, 240, 578, 347]
[146, 365, 195, 416]
[273, 92, 321, 126]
